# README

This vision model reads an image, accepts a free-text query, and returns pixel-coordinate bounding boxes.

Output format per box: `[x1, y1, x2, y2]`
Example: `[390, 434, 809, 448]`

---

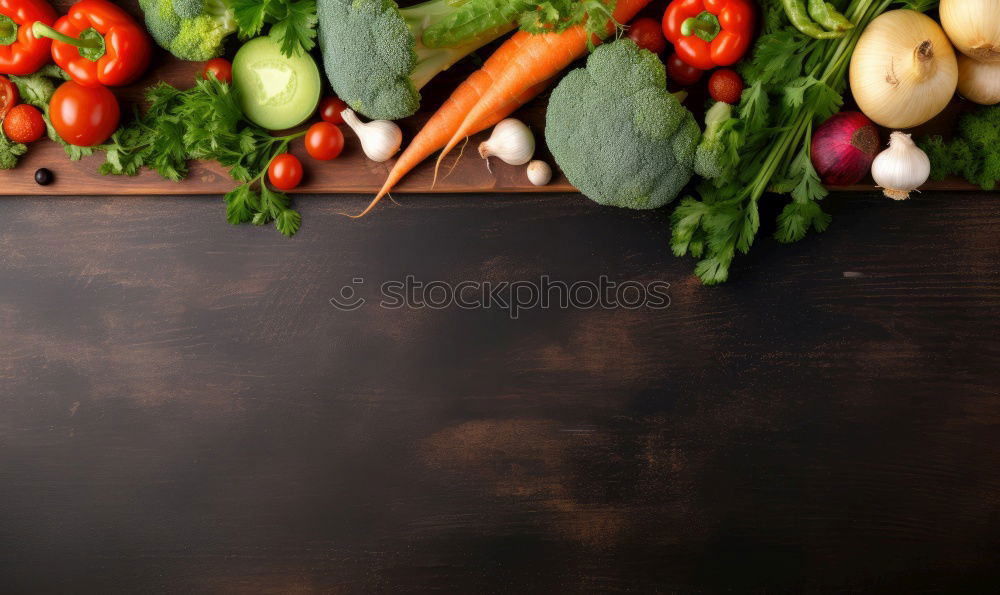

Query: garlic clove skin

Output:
[526, 160, 552, 186]
[871, 131, 931, 200]
[341, 108, 402, 163]
[479, 118, 535, 166]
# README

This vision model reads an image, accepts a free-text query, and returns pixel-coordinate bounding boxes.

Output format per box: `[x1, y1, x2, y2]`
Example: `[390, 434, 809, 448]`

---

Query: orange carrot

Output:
[349, 75, 551, 217]
[433, 0, 652, 175]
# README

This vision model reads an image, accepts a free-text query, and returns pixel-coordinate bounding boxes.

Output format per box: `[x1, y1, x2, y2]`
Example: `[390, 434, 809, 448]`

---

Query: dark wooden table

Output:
[1, 191, 998, 593]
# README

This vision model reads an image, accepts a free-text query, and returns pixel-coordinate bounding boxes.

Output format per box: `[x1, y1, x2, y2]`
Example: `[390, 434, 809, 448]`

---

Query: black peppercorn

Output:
[34, 168, 53, 186]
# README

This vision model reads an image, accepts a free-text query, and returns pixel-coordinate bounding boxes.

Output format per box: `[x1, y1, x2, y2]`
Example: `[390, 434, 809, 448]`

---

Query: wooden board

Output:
[2, 191, 999, 591]
[0, 0, 986, 195]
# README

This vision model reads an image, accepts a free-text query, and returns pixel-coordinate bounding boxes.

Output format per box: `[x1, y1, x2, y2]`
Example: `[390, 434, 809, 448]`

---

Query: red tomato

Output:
[0, 75, 18, 122]
[709, 69, 745, 104]
[203, 58, 233, 84]
[268, 153, 303, 190]
[304, 122, 344, 161]
[3, 104, 45, 143]
[666, 52, 703, 87]
[318, 96, 348, 125]
[49, 81, 120, 146]
[626, 17, 667, 54]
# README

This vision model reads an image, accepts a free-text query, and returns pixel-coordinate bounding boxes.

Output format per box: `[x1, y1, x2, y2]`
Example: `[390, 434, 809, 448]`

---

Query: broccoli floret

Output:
[317, 0, 517, 121]
[919, 105, 1000, 191]
[139, 0, 237, 62]
[694, 101, 741, 182]
[545, 40, 701, 210]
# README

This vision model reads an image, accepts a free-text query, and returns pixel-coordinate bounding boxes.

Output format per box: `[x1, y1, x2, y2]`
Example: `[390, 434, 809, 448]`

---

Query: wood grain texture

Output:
[1, 191, 998, 592]
[0, 1, 985, 196]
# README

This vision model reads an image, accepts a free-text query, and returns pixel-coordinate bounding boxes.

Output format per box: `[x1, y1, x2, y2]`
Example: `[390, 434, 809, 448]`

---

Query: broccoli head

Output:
[694, 101, 741, 183]
[545, 40, 701, 210]
[317, 0, 516, 121]
[139, 0, 237, 62]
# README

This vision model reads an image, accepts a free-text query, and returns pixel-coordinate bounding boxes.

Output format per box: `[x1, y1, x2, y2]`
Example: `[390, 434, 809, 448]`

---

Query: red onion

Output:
[810, 112, 880, 186]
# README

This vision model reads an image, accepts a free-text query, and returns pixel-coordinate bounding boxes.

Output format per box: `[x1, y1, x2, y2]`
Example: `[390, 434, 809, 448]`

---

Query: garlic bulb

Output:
[341, 108, 402, 162]
[958, 54, 1000, 105]
[526, 160, 552, 186]
[940, 0, 1000, 63]
[849, 10, 958, 129]
[479, 118, 534, 165]
[871, 131, 931, 200]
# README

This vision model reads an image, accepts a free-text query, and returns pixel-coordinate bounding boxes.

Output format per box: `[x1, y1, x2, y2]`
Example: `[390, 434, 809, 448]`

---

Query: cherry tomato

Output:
[318, 96, 348, 125]
[0, 75, 18, 122]
[203, 58, 233, 84]
[304, 122, 345, 161]
[268, 153, 303, 190]
[3, 104, 45, 143]
[666, 52, 704, 87]
[709, 69, 745, 104]
[49, 81, 120, 147]
[626, 17, 667, 55]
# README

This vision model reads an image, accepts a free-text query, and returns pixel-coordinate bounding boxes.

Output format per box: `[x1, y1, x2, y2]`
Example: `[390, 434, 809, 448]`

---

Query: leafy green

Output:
[519, 0, 619, 48]
[918, 105, 1000, 191]
[0, 135, 27, 170]
[97, 77, 304, 236]
[141, 0, 316, 60]
[672, 0, 940, 285]
[233, 0, 317, 56]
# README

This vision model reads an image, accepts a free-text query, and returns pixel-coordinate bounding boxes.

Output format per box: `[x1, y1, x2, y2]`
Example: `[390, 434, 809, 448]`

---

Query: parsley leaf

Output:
[0, 134, 27, 170]
[775, 201, 832, 244]
[918, 104, 1000, 190]
[95, 78, 306, 236]
[672, 0, 912, 284]
[233, 0, 317, 56]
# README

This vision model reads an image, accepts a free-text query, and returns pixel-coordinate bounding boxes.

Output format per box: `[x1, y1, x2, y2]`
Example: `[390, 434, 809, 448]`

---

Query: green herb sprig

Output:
[99, 77, 305, 236]
[233, 0, 318, 57]
[919, 104, 1000, 191]
[672, 0, 939, 285]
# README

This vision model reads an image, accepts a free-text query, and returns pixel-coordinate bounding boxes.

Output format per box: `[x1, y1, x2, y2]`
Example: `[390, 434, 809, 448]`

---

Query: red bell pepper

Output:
[32, 0, 150, 87]
[663, 0, 755, 71]
[0, 0, 57, 75]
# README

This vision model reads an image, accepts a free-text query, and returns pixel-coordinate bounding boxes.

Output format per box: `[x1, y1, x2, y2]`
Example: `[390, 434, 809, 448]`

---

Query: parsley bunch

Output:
[672, 0, 939, 285]
[233, 0, 318, 57]
[99, 77, 304, 236]
[919, 105, 1000, 191]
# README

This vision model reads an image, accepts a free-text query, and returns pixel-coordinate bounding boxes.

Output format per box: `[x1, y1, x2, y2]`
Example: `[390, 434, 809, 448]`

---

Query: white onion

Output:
[957, 54, 1000, 105]
[940, 0, 1000, 63]
[849, 10, 958, 129]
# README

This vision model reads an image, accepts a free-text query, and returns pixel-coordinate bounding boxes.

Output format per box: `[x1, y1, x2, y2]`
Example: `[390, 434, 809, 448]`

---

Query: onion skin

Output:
[958, 55, 1000, 105]
[849, 10, 958, 129]
[811, 112, 880, 186]
[940, 0, 1000, 63]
